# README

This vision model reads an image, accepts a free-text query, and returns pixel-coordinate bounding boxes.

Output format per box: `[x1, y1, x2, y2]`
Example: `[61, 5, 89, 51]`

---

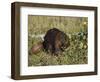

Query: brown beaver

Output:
[31, 28, 70, 55]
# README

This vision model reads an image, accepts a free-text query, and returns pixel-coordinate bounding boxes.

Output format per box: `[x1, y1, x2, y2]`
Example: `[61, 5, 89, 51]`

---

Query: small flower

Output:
[83, 21, 87, 25]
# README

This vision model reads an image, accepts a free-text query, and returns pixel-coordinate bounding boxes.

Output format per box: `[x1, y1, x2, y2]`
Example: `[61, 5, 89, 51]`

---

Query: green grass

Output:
[28, 15, 88, 66]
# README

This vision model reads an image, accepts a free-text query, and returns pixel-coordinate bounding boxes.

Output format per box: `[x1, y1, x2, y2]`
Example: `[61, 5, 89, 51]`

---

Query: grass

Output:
[28, 15, 88, 66]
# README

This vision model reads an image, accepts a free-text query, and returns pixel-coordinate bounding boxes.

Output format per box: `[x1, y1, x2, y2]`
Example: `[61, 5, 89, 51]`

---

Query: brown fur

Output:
[43, 28, 70, 55]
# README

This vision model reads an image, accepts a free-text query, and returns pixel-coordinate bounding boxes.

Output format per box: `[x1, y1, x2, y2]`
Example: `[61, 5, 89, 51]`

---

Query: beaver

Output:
[30, 28, 70, 55]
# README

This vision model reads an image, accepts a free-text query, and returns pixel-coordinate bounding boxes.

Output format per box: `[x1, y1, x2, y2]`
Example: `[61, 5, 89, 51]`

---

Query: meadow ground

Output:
[28, 15, 88, 66]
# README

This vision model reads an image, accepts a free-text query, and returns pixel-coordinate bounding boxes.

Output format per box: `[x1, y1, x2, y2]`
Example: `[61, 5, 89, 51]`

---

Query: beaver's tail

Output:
[29, 42, 43, 55]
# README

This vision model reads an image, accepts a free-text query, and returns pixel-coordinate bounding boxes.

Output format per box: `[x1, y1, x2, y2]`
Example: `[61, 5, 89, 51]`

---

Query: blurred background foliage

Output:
[28, 15, 88, 66]
[28, 15, 88, 35]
